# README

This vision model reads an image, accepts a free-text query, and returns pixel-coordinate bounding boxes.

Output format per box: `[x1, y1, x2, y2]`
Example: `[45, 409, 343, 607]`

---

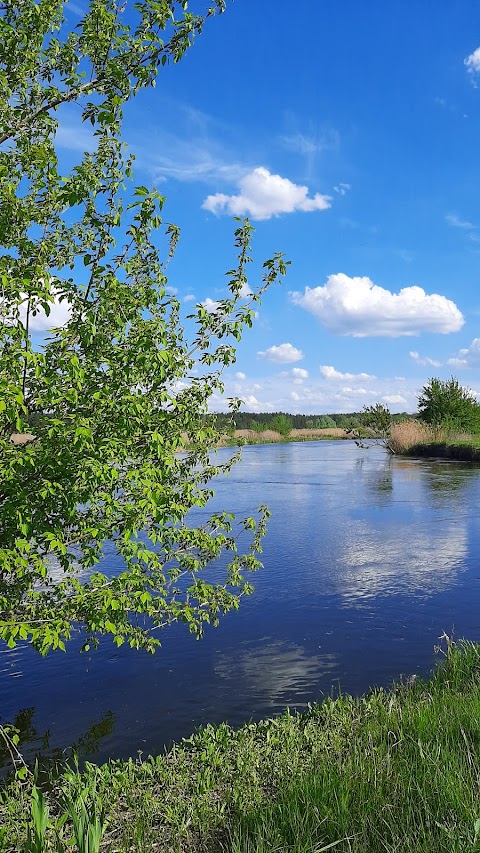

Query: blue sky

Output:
[51, 1, 480, 413]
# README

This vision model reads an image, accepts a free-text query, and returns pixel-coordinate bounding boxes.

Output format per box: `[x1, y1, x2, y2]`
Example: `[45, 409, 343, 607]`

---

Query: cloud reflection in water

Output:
[215, 641, 338, 709]
[337, 519, 468, 604]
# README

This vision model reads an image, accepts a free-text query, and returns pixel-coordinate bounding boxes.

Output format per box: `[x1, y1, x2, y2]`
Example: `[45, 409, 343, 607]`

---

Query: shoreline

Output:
[4, 640, 480, 852]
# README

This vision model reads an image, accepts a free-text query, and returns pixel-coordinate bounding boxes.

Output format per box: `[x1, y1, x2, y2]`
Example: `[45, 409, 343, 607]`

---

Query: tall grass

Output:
[390, 418, 436, 453]
[390, 419, 480, 460]
[3, 640, 480, 852]
[226, 640, 480, 852]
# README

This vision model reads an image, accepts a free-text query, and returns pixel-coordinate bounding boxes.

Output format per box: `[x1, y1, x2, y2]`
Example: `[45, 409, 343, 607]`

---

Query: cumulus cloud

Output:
[383, 394, 408, 405]
[235, 371, 246, 380]
[409, 351, 442, 368]
[183, 294, 195, 303]
[201, 297, 221, 313]
[291, 367, 309, 381]
[448, 338, 480, 368]
[465, 47, 480, 77]
[3, 288, 73, 332]
[258, 343, 304, 364]
[291, 273, 464, 338]
[320, 365, 375, 381]
[238, 282, 252, 298]
[341, 386, 370, 396]
[202, 167, 331, 221]
[242, 394, 262, 410]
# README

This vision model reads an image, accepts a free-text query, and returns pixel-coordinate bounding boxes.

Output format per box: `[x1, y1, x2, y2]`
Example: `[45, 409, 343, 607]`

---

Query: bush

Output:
[418, 377, 480, 433]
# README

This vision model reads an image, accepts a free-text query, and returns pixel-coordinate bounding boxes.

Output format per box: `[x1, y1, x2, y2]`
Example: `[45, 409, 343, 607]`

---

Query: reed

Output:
[390, 418, 437, 453]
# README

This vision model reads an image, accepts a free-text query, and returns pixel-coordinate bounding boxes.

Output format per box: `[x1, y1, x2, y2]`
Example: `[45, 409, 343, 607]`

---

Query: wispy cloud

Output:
[446, 213, 476, 230]
[130, 100, 248, 184]
[448, 338, 480, 368]
[203, 167, 331, 220]
[409, 351, 442, 368]
[65, 1, 86, 17]
[333, 183, 351, 196]
[279, 125, 340, 155]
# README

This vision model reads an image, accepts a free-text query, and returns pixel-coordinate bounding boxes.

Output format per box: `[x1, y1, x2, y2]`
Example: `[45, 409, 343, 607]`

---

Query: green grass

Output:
[404, 438, 480, 461]
[2, 639, 480, 852]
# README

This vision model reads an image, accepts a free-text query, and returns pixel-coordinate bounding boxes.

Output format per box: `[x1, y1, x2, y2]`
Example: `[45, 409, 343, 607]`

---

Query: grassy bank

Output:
[390, 419, 480, 462]
[3, 639, 480, 852]
[220, 427, 349, 447]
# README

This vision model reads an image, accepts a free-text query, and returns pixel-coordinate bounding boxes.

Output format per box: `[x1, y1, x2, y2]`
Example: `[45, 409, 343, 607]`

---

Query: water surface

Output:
[2, 441, 480, 767]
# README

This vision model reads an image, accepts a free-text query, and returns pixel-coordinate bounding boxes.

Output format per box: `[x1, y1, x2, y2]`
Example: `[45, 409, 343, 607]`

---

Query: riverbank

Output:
[4, 639, 480, 852]
[219, 427, 349, 446]
[402, 439, 480, 462]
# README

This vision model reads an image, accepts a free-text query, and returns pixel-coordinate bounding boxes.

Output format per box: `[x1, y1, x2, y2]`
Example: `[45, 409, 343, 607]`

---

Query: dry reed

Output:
[390, 419, 435, 453]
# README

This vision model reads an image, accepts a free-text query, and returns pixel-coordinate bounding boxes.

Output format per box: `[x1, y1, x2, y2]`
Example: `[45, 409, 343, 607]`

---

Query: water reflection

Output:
[0, 708, 115, 778]
[2, 441, 480, 766]
[215, 641, 338, 708]
[338, 519, 468, 603]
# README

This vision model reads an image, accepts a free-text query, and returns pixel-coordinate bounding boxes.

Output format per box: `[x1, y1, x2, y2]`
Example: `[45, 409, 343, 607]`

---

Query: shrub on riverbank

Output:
[3, 640, 480, 852]
[390, 419, 480, 461]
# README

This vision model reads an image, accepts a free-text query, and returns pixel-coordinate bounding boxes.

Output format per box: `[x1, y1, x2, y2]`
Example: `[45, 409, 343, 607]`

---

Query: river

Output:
[2, 440, 480, 768]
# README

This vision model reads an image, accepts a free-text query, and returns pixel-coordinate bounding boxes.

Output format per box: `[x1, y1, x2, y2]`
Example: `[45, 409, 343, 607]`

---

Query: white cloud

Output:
[258, 343, 304, 364]
[183, 294, 195, 303]
[201, 297, 221, 313]
[208, 371, 419, 415]
[4, 288, 73, 332]
[65, 1, 87, 16]
[383, 394, 408, 405]
[341, 386, 370, 396]
[446, 213, 475, 230]
[465, 47, 480, 76]
[320, 365, 375, 381]
[280, 133, 319, 154]
[448, 338, 480, 368]
[333, 183, 351, 196]
[279, 127, 340, 155]
[202, 167, 332, 221]
[238, 282, 253, 298]
[291, 367, 309, 381]
[291, 273, 464, 338]
[55, 122, 95, 153]
[409, 351, 442, 368]
[235, 371, 246, 380]
[242, 394, 262, 411]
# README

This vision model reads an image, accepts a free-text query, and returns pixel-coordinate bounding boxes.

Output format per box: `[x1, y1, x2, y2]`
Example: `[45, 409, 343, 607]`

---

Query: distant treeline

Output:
[214, 411, 411, 434]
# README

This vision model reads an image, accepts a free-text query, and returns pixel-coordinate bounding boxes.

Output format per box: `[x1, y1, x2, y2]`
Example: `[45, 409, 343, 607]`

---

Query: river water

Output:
[2, 440, 480, 768]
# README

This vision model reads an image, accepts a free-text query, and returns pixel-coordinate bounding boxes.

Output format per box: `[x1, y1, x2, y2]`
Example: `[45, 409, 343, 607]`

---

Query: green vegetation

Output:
[388, 378, 480, 461]
[215, 410, 409, 433]
[2, 639, 480, 852]
[348, 403, 395, 453]
[418, 377, 480, 433]
[0, 1, 289, 655]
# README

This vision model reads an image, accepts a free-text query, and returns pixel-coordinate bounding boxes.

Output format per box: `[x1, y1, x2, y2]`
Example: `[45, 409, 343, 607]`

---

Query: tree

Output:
[270, 413, 292, 437]
[349, 403, 394, 453]
[0, 1, 288, 654]
[417, 377, 480, 433]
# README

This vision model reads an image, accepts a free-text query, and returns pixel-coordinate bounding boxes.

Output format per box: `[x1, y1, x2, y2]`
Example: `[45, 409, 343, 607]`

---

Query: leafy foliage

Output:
[0, 1, 289, 654]
[417, 377, 480, 433]
[349, 403, 395, 453]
